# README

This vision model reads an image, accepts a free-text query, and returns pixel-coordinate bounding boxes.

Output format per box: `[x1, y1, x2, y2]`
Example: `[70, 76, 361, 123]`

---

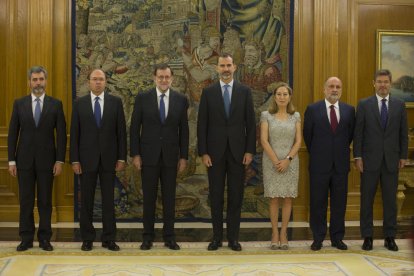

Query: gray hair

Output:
[27, 66, 48, 80]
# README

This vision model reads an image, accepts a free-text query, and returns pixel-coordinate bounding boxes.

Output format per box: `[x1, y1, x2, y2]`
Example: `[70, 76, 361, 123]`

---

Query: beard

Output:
[220, 72, 232, 80]
[32, 86, 45, 95]
[328, 95, 339, 102]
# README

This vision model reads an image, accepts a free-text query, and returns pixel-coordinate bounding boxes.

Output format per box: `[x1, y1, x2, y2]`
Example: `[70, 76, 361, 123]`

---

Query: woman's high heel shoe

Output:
[270, 242, 280, 250]
[270, 232, 280, 250]
[280, 242, 289, 250]
[280, 233, 289, 250]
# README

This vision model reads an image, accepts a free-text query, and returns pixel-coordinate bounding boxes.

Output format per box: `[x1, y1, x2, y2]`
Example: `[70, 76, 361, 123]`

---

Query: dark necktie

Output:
[380, 98, 388, 129]
[223, 84, 230, 118]
[94, 97, 101, 127]
[330, 105, 338, 133]
[34, 98, 41, 127]
[160, 94, 166, 124]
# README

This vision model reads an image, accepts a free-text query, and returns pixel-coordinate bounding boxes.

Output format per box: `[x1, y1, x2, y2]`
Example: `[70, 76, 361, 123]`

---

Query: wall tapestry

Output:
[74, 0, 293, 221]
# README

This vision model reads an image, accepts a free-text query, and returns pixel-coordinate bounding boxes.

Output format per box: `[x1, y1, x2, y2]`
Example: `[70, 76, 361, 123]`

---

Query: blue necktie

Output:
[34, 98, 41, 127]
[380, 98, 388, 129]
[160, 94, 166, 124]
[223, 84, 230, 118]
[94, 97, 101, 127]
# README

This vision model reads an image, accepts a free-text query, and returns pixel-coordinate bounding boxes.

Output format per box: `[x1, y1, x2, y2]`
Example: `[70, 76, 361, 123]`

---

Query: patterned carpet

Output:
[0, 240, 413, 275]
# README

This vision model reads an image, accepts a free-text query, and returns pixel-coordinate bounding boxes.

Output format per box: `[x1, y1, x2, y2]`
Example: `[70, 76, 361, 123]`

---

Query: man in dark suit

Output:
[130, 64, 189, 251]
[8, 66, 67, 252]
[354, 69, 408, 251]
[70, 69, 127, 251]
[197, 53, 256, 251]
[303, 77, 355, 251]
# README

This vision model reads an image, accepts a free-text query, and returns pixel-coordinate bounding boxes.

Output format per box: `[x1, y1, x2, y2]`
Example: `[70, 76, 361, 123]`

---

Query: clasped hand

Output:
[273, 159, 290, 173]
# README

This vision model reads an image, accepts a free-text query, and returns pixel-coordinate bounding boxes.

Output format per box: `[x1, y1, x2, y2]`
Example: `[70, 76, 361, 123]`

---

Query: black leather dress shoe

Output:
[16, 241, 33, 252]
[207, 240, 222, 251]
[164, 240, 180, 250]
[102, 241, 120, 251]
[384, 237, 398, 251]
[39, 240, 54, 251]
[228, 241, 242, 251]
[331, 240, 348, 250]
[140, 240, 153, 250]
[311, 240, 322, 251]
[362, 237, 373, 251]
[81, 240, 93, 251]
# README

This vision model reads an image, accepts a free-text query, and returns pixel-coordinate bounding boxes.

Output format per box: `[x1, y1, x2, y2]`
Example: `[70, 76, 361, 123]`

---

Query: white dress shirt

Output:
[376, 94, 389, 113]
[325, 99, 340, 123]
[91, 92, 104, 117]
[156, 88, 170, 117]
[32, 93, 45, 117]
[220, 79, 234, 102]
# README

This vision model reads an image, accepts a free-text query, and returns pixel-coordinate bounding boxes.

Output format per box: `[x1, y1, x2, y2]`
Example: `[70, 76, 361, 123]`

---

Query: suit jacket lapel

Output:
[38, 95, 51, 127]
[386, 96, 398, 129]
[337, 102, 346, 132]
[23, 96, 36, 126]
[229, 81, 239, 118]
[150, 89, 162, 123]
[214, 82, 227, 119]
[84, 94, 97, 128]
[369, 96, 382, 128]
[318, 101, 331, 132]
[166, 90, 177, 124]
[101, 92, 111, 127]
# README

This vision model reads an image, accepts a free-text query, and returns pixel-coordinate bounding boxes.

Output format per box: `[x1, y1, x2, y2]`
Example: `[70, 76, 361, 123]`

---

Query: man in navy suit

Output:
[130, 64, 189, 251]
[354, 69, 408, 251]
[70, 69, 127, 251]
[197, 53, 256, 251]
[8, 66, 67, 251]
[303, 77, 355, 251]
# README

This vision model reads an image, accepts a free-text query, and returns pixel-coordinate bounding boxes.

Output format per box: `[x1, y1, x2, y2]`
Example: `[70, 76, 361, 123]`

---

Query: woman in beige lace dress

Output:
[260, 83, 302, 250]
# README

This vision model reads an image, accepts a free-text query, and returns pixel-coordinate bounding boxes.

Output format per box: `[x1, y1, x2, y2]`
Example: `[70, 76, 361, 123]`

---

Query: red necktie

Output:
[330, 105, 338, 132]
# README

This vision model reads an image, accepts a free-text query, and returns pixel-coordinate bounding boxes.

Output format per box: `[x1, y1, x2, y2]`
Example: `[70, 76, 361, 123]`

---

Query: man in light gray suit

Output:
[353, 69, 408, 252]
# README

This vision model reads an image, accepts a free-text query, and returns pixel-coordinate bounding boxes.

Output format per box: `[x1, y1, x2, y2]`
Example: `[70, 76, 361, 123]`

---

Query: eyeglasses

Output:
[156, 76, 172, 81]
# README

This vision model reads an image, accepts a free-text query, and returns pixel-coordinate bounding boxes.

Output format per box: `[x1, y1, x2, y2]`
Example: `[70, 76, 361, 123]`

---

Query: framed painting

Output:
[376, 30, 414, 108]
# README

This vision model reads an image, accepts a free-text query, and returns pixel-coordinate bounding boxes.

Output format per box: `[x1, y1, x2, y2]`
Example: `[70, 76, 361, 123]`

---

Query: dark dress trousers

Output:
[8, 95, 67, 242]
[197, 81, 256, 242]
[70, 92, 127, 242]
[130, 88, 189, 242]
[353, 95, 408, 238]
[303, 100, 355, 242]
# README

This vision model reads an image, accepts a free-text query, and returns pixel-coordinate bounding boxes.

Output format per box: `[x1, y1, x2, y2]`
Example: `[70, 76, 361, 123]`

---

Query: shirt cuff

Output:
[9, 161, 16, 166]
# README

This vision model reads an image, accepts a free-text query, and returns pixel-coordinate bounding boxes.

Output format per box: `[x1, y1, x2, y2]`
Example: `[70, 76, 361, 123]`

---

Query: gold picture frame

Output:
[376, 30, 414, 108]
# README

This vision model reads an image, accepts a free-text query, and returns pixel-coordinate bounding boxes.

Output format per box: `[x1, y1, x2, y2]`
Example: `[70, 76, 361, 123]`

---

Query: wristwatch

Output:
[286, 156, 293, 161]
